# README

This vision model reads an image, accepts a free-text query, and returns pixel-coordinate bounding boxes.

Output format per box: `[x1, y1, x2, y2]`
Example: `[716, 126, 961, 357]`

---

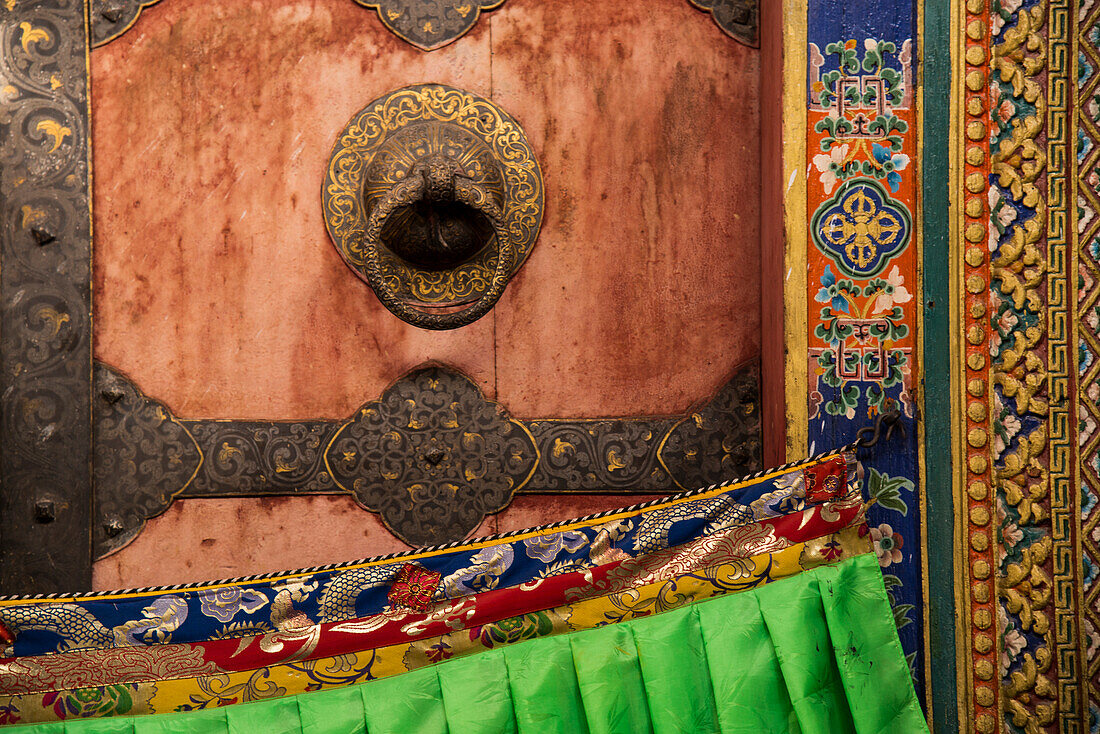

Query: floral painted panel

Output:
[806, 0, 923, 699]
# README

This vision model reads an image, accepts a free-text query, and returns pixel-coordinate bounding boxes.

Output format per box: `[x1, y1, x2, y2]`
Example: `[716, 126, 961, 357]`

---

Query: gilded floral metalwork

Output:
[92, 361, 761, 552]
[323, 84, 542, 322]
[182, 423, 337, 498]
[93, 365, 202, 558]
[353, 0, 502, 51]
[324, 366, 539, 546]
[658, 366, 762, 488]
[523, 419, 679, 492]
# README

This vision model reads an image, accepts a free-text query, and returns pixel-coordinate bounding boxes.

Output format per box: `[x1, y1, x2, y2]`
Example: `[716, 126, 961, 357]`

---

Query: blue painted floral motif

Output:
[871, 143, 909, 192]
[808, 3, 921, 699]
[865, 467, 917, 672]
[815, 265, 852, 314]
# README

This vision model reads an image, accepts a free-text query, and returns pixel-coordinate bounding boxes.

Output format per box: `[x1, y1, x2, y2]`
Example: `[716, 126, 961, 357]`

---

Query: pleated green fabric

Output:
[7, 554, 928, 734]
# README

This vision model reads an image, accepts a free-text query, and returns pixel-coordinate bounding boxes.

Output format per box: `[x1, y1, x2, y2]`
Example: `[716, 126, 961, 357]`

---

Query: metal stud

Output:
[30, 228, 56, 247]
[34, 499, 55, 523]
[103, 517, 124, 538]
[99, 4, 124, 23]
[100, 388, 124, 406]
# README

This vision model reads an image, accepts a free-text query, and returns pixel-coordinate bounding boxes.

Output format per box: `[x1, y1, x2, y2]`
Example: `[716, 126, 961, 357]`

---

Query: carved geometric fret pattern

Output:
[1046, 2, 1081, 731]
[1078, 0, 1100, 726]
[981, 0, 1084, 730]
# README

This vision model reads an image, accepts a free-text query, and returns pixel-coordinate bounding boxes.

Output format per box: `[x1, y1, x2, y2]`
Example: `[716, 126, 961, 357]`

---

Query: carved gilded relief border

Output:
[1046, 1, 1079, 728]
[1077, 0, 1100, 719]
[952, 0, 1085, 730]
[957, 0, 998, 727]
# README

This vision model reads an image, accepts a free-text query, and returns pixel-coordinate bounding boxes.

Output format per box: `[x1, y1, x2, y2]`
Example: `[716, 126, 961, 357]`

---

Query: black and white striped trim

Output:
[1, 444, 858, 602]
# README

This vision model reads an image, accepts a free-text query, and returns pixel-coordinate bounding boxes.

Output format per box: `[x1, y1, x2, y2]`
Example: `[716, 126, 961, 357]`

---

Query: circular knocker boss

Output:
[322, 84, 544, 330]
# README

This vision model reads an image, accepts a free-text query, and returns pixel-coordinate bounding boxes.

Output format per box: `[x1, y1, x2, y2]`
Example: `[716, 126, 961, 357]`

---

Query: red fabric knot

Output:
[803, 456, 848, 504]
[0, 621, 15, 646]
[388, 563, 442, 612]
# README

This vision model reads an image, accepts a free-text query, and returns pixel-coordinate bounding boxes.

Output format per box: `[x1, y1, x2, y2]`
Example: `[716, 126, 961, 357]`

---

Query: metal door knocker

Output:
[323, 84, 543, 329]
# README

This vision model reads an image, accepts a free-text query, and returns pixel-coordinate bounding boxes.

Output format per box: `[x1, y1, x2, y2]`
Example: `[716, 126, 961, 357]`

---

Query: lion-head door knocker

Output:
[323, 84, 544, 329]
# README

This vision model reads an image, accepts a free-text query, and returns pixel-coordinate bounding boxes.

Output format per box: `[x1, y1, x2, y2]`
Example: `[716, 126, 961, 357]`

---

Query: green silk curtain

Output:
[7, 554, 928, 734]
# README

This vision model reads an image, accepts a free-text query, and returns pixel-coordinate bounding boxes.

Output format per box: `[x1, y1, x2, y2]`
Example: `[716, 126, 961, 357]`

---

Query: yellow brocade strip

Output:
[2, 527, 871, 723]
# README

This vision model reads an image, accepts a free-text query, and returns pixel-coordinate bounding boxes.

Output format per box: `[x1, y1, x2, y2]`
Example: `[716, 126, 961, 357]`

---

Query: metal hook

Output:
[852, 403, 906, 450]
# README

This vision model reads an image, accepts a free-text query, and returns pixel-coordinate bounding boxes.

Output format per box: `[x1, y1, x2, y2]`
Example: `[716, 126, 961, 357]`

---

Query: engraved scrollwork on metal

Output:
[1, 1, 93, 592]
[353, 0, 503, 51]
[323, 84, 542, 328]
[658, 364, 762, 487]
[90, 0, 161, 47]
[688, 0, 758, 48]
[324, 366, 539, 546]
[181, 420, 338, 497]
[93, 365, 202, 558]
[524, 362, 761, 491]
[524, 420, 678, 491]
[93, 360, 760, 549]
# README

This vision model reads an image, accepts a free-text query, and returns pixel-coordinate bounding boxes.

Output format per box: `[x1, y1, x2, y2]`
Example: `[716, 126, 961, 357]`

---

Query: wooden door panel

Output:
[93, 496, 492, 588]
[92, 0, 498, 420]
[93, 493, 664, 588]
[491, 0, 761, 417]
[84, 0, 762, 588]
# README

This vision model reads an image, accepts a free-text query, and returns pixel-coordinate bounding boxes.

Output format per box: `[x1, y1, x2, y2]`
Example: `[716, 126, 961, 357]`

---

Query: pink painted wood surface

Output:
[93, 497, 481, 588]
[490, 0, 761, 417]
[494, 494, 667, 535]
[91, 494, 662, 588]
[91, 0, 497, 420]
[90, 0, 760, 588]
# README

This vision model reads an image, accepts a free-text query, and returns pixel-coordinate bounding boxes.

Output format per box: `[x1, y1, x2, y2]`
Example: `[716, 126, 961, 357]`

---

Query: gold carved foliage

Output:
[985, 0, 1062, 732]
[980, 0, 1082, 729]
